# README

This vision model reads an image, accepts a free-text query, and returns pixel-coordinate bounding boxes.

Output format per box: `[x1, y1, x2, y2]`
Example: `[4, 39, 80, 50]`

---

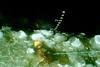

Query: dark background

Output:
[0, 8, 100, 36]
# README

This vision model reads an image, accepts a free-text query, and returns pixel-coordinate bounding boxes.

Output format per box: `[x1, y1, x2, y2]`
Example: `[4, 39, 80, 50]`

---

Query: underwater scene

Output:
[0, 8, 100, 67]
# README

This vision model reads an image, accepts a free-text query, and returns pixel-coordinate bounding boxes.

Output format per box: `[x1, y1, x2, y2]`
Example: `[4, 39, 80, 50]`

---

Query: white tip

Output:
[62, 11, 66, 14]
[31, 33, 45, 40]
[71, 38, 81, 48]
[94, 35, 100, 44]
[26, 48, 35, 54]
[19, 30, 27, 39]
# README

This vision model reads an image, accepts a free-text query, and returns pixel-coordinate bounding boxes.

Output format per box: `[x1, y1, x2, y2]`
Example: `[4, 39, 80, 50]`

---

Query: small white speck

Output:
[61, 14, 65, 17]
[80, 33, 85, 36]
[62, 11, 66, 14]
[59, 20, 63, 22]
[26, 48, 35, 54]
[58, 64, 63, 67]
[60, 17, 63, 20]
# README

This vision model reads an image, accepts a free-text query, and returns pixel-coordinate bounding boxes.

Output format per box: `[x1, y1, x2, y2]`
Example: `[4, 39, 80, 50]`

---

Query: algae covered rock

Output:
[0, 26, 100, 67]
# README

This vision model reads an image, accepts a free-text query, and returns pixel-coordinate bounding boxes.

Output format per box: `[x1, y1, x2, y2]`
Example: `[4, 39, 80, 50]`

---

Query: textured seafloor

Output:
[0, 26, 100, 67]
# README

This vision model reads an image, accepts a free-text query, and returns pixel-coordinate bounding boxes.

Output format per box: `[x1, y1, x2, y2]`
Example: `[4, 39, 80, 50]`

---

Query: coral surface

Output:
[0, 26, 100, 67]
